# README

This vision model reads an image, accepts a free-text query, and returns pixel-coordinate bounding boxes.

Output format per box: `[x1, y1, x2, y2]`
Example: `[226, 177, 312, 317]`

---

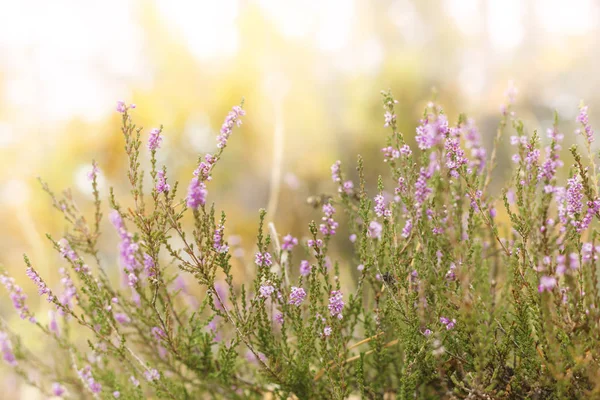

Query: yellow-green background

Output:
[1, 1, 599, 397]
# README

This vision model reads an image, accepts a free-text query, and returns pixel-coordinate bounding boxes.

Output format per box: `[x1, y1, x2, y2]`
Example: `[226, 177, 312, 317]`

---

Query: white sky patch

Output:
[154, 0, 239, 60]
[535, 0, 596, 36]
[0, 0, 146, 124]
[487, 0, 524, 50]
[258, 0, 354, 51]
[444, 0, 481, 36]
[388, 0, 427, 46]
[314, 0, 354, 51]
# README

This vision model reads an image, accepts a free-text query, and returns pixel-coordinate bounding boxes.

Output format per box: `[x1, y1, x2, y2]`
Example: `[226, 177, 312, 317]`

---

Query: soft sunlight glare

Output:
[536, 0, 596, 36]
[444, 0, 481, 36]
[0, 0, 145, 123]
[258, 0, 354, 51]
[154, 0, 239, 60]
[488, 0, 524, 50]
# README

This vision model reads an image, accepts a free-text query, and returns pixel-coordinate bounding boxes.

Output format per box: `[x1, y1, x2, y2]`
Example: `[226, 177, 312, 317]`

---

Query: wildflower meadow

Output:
[2, 86, 600, 399]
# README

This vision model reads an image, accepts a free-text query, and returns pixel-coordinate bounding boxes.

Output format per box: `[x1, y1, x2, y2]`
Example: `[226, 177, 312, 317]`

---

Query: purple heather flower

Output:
[342, 180, 354, 195]
[328, 290, 344, 320]
[400, 144, 412, 156]
[144, 368, 160, 382]
[281, 234, 298, 251]
[217, 105, 245, 149]
[245, 350, 267, 364]
[195, 153, 216, 182]
[554, 187, 568, 229]
[384, 111, 396, 127]
[319, 202, 339, 236]
[213, 224, 229, 254]
[414, 167, 433, 211]
[87, 161, 99, 181]
[0, 274, 32, 321]
[401, 219, 413, 238]
[155, 170, 170, 193]
[58, 267, 76, 314]
[357, 264, 364, 271]
[349, 234, 357, 243]
[151, 326, 166, 342]
[110, 211, 140, 277]
[440, 317, 456, 330]
[127, 273, 138, 287]
[323, 326, 332, 337]
[58, 238, 79, 262]
[395, 176, 407, 196]
[524, 146, 540, 171]
[299, 260, 311, 276]
[307, 239, 323, 248]
[143, 254, 155, 278]
[186, 177, 207, 209]
[0, 332, 17, 367]
[566, 177, 584, 218]
[463, 118, 486, 173]
[255, 252, 272, 268]
[52, 383, 65, 396]
[274, 312, 284, 325]
[381, 146, 400, 162]
[48, 310, 60, 336]
[114, 313, 131, 325]
[538, 276, 557, 293]
[130, 376, 140, 387]
[415, 113, 449, 150]
[25, 266, 52, 301]
[288, 287, 306, 306]
[116, 100, 127, 113]
[576, 104, 594, 144]
[374, 194, 391, 218]
[538, 127, 564, 182]
[78, 365, 102, 394]
[445, 263, 456, 281]
[259, 284, 275, 298]
[556, 255, 567, 275]
[423, 329, 432, 337]
[113, 391, 121, 398]
[367, 221, 383, 239]
[466, 190, 482, 211]
[331, 160, 342, 183]
[581, 199, 600, 231]
[148, 128, 163, 151]
[445, 136, 468, 178]
[582, 243, 596, 263]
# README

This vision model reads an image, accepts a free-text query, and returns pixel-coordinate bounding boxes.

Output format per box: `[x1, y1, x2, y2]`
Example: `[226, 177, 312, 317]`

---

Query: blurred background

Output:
[1, 0, 600, 395]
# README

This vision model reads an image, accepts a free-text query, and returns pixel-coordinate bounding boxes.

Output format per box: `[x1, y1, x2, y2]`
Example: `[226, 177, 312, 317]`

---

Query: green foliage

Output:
[1, 93, 600, 399]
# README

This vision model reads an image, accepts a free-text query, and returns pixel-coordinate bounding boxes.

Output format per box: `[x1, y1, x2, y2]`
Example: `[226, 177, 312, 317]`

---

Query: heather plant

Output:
[2, 87, 600, 399]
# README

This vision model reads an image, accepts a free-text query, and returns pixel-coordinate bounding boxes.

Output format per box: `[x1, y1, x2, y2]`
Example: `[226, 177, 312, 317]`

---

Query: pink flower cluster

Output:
[328, 290, 344, 320]
[255, 252, 273, 268]
[1, 274, 33, 322]
[319, 202, 339, 236]
[217, 105, 245, 149]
